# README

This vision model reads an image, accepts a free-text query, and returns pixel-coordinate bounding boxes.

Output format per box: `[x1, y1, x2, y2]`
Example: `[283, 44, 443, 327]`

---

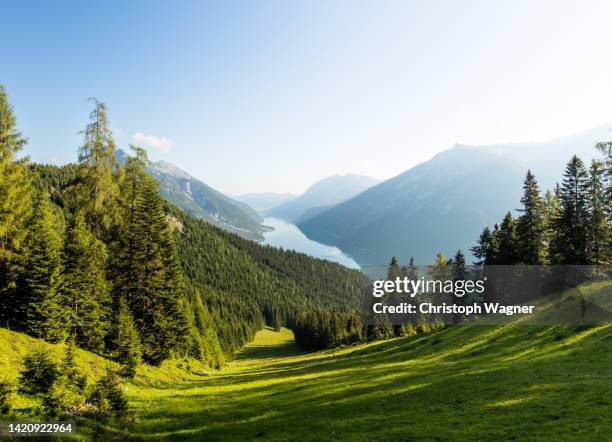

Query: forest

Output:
[0, 84, 371, 376]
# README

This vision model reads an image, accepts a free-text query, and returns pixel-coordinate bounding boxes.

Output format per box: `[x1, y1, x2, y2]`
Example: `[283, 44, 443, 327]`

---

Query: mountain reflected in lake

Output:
[262, 217, 360, 269]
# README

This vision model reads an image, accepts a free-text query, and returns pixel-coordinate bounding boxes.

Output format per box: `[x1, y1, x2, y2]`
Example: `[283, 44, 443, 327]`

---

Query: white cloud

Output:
[132, 132, 173, 153]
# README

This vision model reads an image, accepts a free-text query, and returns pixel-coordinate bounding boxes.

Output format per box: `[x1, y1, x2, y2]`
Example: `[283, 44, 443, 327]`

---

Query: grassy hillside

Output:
[4, 316, 610, 440]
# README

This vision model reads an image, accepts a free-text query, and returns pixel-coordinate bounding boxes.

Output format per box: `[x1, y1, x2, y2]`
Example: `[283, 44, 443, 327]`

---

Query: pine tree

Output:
[516, 170, 547, 264]
[0, 85, 33, 324]
[495, 212, 519, 264]
[586, 160, 610, 265]
[77, 99, 120, 238]
[552, 156, 590, 264]
[63, 213, 110, 352]
[112, 299, 141, 379]
[23, 193, 68, 342]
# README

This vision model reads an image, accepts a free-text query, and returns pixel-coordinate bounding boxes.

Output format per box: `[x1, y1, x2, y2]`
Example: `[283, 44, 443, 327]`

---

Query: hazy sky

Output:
[2, 0, 612, 194]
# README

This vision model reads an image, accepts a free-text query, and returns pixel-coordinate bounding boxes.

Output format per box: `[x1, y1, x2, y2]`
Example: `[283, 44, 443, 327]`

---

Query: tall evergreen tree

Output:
[552, 156, 590, 264]
[586, 160, 610, 265]
[63, 213, 110, 352]
[124, 176, 188, 364]
[594, 141, 611, 217]
[516, 170, 547, 264]
[495, 212, 519, 264]
[470, 226, 496, 266]
[77, 99, 120, 238]
[112, 299, 142, 380]
[23, 193, 68, 342]
[0, 85, 33, 323]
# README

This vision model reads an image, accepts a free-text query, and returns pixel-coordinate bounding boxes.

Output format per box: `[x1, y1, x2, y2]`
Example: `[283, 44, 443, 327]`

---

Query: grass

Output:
[1, 285, 611, 440]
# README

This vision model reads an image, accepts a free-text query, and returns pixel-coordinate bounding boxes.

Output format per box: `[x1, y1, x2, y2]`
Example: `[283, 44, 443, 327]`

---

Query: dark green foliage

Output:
[470, 226, 496, 265]
[552, 156, 590, 264]
[586, 160, 610, 265]
[495, 212, 519, 264]
[0, 86, 33, 325]
[23, 193, 68, 343]
[292, 310, 363, 351]
[64, 214, 110, 352]
[18, 348, 59, 395]
[516, 170, 547, 264]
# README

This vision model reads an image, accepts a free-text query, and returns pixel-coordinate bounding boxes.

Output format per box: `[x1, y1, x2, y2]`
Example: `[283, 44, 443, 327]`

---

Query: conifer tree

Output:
[586, 160, 610, 264]
[470, 227, 496, 266]
[23, 193, 68, 342]
[552, 156, 590, 264]
[112, 299, 141, 379]
[63, 213, 110, 352]
[594, 141, 611, 216]
[0, 85, 33, 323]
[77, 99, 120, 238]
[495, 212, 519, 264]
[516, 170, 547, 264]
[124, 176, 188, 364]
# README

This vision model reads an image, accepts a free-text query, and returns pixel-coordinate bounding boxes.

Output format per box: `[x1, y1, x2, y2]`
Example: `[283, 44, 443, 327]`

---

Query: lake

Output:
[262, 217, 360, 269]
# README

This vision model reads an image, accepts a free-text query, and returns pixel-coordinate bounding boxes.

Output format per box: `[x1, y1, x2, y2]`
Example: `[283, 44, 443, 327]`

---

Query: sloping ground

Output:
[114, 322, 610, 441]
[1, 283, 611, 441]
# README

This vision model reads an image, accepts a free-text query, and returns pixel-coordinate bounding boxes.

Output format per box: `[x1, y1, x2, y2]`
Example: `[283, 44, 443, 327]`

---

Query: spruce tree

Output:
[516, 170, 547, 264]
[586, 160, 610, 264]
[124, 176, 188, 364]
[112, 299, 141, 379]
[470, 226, 496, 266]
[0, 85, 33, 324]
[23, 193, 68, 342]
[63, 213, 110, 352]
[552, 156, 590, 264]
[495, 212, 519, 264]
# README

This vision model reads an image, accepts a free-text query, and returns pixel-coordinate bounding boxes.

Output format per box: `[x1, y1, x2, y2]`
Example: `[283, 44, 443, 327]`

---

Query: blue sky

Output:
[2, 0, 612, 194]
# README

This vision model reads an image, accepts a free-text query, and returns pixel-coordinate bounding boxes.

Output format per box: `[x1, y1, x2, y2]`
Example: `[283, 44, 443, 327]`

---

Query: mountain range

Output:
[267, 174, 380, 223]
[298, 125, 611, 265]
[233, 192, 297, 213]
[116, 149, 270, 241]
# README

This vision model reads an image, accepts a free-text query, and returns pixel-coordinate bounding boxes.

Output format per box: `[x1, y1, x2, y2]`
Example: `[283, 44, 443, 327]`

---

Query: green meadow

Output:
[3, 317, 611, 441]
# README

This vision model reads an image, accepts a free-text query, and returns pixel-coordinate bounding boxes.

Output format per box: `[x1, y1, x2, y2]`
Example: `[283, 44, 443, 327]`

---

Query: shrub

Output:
[87, 368, 128, 417]
[401, 323, 416, 336]
[0, 379, 14, 414]
[61, 341, 87, 390]
[431, 319, 446, 331]
[42, 378, 85, 418]
[18, 348, 59, 395]
[416, 322, 431, 334]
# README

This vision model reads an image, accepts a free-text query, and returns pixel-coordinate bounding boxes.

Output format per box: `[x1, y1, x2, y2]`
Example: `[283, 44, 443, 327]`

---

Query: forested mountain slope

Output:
[116, 149, 269, 241]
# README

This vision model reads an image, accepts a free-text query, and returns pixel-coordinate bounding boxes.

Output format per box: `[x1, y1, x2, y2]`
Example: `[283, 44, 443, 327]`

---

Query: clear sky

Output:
[2, 0, 612, 194]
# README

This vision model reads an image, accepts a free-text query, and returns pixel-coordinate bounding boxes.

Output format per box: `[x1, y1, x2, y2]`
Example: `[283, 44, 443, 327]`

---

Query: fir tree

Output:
[124, 176, 188, 364]
[470, 226, 496, 266]
[516, 170, 547, 264]
[112, 299, 141, 379]
[586, 160, 610, 264]
[495, 212, 519, 264]
[64, 214, 110, 352]
[23, 193, 68, 342]
[0, 85, 33, 324]
[552, 156, 590, 264]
